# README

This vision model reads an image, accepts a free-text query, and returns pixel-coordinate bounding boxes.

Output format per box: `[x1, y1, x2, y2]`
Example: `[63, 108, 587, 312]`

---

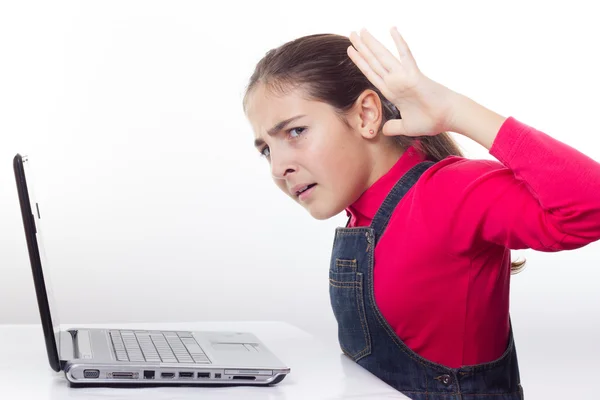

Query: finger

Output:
[382, 119, 409, 137]
[347, 45, 388, 92]
[359, 28, 402, 72]
[390, 27, 417, 69]
[349, 31, 388, 78]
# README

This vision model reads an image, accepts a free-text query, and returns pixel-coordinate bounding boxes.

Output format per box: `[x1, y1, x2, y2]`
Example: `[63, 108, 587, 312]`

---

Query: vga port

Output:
[84, 369, 100, 378]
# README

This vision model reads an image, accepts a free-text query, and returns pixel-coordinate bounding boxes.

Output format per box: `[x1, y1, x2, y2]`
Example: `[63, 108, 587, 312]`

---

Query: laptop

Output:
[13, 153, 290, 387]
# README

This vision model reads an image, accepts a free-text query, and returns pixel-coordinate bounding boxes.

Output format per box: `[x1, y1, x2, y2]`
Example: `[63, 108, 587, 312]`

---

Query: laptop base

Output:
[67, 374, 287, 388]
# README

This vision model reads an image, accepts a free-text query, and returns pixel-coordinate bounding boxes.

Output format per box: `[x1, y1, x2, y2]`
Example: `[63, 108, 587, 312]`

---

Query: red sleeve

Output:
[422, 116, 600, 253]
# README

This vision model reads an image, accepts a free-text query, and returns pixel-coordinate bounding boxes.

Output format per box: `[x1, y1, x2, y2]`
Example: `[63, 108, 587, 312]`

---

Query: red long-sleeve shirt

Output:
[345, 116, 600, 368]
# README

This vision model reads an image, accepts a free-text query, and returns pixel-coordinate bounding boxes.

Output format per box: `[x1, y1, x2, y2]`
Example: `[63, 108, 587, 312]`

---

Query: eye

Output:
[259, 127, 307, 159]
[259, 146, 270, 158]
[287, 127, 306, 139]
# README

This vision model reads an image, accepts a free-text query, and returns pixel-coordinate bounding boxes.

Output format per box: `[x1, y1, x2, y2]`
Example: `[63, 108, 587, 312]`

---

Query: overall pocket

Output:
[329, 258, 371, 361]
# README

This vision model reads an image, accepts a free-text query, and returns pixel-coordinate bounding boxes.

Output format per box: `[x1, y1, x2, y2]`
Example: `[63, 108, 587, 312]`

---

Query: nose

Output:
[270, 151, 296, 180]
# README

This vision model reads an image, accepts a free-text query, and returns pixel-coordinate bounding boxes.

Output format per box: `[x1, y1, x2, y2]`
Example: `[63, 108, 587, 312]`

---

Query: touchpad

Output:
[212, 343, 247, 351]
[212, 343, 259, 353]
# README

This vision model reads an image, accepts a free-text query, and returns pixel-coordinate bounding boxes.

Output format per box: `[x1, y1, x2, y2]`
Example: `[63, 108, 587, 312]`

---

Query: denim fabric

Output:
[329, 161, 524, 399]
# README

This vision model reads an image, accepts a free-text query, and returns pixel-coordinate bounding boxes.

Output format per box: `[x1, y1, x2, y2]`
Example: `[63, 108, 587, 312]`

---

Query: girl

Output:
[242, 27, 600, 399]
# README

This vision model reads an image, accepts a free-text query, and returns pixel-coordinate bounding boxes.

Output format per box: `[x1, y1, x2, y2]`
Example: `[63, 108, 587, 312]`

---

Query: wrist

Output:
[447, 92, 507, 150]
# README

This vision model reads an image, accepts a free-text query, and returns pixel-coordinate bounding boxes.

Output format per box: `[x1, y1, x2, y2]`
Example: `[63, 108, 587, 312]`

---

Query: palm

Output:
[347, 27, 455, 137]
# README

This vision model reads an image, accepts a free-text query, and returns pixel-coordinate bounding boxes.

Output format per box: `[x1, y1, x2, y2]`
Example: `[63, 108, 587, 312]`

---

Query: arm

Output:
[447, 92, 507, 150]
[429, 95, 600, 251]
[346, 26, 600, 251]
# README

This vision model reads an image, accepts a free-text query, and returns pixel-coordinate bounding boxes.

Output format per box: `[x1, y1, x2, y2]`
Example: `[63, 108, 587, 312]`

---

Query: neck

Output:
[365, 142, 405, 189]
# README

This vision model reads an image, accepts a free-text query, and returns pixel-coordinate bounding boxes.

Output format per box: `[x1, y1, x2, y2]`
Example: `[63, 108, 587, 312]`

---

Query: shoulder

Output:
[419, 155, 512, 191]
[411, 155, 520, 255]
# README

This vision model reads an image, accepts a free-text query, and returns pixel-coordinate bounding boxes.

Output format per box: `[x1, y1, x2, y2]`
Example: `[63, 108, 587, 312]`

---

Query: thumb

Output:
[382, 119, 408, 136]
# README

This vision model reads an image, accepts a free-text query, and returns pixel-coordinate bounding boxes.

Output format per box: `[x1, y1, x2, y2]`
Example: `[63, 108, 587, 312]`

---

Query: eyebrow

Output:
[253, 114, 306, 148]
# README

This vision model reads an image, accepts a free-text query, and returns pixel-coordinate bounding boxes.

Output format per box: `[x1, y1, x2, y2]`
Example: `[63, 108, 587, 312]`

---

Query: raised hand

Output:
[348, 27, 458, 137]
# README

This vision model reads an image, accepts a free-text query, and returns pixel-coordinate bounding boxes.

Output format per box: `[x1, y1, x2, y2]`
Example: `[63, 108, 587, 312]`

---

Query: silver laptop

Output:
[13, 153, 290, 387]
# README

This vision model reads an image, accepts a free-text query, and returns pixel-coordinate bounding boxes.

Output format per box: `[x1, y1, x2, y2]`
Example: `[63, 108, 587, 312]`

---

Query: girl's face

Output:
[245, 85, 384, 220]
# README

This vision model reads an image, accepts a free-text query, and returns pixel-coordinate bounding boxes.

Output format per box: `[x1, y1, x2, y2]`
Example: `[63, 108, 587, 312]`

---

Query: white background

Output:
[1, 0, 599, 397]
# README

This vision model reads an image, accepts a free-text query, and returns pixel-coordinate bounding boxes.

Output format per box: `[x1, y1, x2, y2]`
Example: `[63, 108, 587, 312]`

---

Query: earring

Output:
[369, 129, 374, 134]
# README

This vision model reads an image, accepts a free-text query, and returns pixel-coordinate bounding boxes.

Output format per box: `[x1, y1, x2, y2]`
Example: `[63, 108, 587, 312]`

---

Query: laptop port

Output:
[143, 370, 155, 379]
[83, 369, 100, 379]
[111, 372, 136, 379]
[179, 372, 194, 378]
[214, 373, 222, 379]
[197, 372, 210, 378]
[232, 375, 256, 380]
[161, 372, 175, 379]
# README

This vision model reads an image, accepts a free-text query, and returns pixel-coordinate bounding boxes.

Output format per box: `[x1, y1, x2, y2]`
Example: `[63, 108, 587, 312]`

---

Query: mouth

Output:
[294, 183, 317, 197]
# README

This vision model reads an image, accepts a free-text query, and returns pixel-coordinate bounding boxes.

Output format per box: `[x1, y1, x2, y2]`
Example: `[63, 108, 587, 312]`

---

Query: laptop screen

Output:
[14, 154, 62, 372]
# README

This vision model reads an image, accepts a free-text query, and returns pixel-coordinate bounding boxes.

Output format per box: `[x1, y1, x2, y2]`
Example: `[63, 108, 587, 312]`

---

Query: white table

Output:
[0, 321, 408, 400]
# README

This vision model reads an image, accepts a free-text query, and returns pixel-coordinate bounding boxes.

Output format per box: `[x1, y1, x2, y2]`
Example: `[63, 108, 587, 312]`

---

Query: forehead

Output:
[245, 84, 330, 138]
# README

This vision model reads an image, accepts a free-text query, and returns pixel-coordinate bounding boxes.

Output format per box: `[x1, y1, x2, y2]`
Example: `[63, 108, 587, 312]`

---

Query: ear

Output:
[351, 89, 383, 139]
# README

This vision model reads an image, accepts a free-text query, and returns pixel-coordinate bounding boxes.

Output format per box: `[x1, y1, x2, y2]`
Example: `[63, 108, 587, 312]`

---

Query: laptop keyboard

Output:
[109, 330, 211, 364]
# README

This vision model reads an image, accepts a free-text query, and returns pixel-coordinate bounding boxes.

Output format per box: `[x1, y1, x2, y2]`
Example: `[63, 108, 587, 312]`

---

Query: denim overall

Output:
[329, 161, 524, 400]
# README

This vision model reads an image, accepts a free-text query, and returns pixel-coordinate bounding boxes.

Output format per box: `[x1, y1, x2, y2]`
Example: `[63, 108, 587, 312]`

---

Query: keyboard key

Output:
[109, 329, 210, 364]
[182, 342, 204, 355]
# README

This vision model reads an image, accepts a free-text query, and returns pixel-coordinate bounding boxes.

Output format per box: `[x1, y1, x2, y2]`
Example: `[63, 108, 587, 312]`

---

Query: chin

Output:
[308, 210, 331, 220]
[305, 203, 344, 221]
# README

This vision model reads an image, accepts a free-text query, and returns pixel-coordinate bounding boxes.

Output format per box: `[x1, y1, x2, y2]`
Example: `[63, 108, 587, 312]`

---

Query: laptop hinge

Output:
[58, 329, 76, 369]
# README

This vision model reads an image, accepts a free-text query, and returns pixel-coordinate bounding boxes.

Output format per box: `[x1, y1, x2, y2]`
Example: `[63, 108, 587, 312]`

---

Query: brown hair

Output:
[243, 33, 525, 274]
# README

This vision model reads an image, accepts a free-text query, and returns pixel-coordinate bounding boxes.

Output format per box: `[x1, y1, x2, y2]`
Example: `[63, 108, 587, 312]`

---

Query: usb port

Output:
[197, 372, 210, 378]
[179, 372, 194, 378]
